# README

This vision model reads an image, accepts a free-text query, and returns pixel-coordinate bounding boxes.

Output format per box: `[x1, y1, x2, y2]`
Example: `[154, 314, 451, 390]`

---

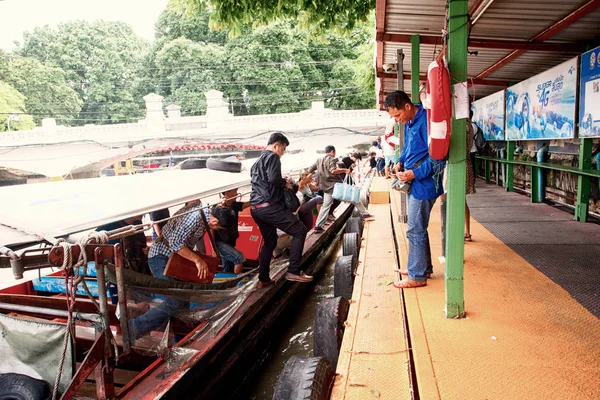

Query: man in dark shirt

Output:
[250, 132, 311, 287]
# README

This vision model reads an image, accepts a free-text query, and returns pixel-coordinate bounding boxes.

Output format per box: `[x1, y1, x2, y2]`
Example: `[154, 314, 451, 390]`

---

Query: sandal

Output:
[464, 234, 472, 242]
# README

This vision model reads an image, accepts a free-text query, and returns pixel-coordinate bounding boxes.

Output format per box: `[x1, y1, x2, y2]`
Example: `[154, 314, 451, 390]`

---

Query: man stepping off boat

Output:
[250, 132, 313, 287]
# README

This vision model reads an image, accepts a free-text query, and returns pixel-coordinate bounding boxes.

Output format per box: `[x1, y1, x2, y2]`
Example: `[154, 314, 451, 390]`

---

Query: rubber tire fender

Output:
[345, 217, 362, 235]
[342, 232, 359, 259]
[272, 356, 334, 400]
[0, 373, 52, 400]
[206, 158, 242, 173]
[313, 296, 350, 369]
[334, 254, 355, 301]
[179, 158, 206, 170]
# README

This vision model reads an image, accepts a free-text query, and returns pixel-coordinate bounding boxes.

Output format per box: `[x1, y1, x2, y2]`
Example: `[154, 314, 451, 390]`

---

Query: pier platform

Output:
[332, 177, 600, 399]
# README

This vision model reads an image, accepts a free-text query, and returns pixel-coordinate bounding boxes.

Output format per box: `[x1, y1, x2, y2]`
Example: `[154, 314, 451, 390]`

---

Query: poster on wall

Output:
[505, 58, 578, 141]
[579, 46, 600, 138]
[472, 90, 505, 141]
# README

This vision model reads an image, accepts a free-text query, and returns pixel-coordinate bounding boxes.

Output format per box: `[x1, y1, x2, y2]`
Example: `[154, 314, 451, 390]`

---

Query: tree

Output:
[155, 7, 229, 45]
[173, 0, 375, 35]
[0, 82, 35, 132]
[153, 38, 232, 115]
[3, 57, 82, 125]
[20, 21, 150, 125]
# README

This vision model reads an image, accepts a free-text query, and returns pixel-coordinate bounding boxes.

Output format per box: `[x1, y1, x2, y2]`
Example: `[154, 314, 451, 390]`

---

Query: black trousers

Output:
[251, 203, 308, 282]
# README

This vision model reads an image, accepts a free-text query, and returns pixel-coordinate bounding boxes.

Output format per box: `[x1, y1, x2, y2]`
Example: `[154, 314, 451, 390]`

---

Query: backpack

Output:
[473, 124, 486, 152]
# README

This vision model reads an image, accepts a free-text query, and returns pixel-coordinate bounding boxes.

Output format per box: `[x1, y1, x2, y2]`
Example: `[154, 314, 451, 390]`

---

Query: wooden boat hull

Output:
[119, 204, 353, 399]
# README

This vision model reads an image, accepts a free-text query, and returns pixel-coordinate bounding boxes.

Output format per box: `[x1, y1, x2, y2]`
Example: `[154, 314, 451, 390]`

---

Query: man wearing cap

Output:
[250, 132, 312, 287]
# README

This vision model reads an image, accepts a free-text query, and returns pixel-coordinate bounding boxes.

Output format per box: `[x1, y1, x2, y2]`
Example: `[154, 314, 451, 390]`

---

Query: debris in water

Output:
[371, 389, 381, 397]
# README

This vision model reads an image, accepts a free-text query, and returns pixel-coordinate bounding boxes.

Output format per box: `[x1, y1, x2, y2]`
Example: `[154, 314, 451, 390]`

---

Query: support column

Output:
[575, 138, 592, 222]
[444, 0, 467, 319]
[411, 35, 420, 103]
[397, 49, 408, 223]
[505, 141, 515, 192]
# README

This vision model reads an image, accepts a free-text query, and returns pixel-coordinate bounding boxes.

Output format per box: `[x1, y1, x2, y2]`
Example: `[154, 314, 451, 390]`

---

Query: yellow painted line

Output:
[391, 190, 600, 399]
[333, 197, 412, 399]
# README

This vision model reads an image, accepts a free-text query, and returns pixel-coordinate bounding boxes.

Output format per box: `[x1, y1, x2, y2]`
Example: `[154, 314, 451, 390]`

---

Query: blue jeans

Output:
[215, 241, 245, 273]
[129, 254, 185, 340]
[406, 194, 436, 282]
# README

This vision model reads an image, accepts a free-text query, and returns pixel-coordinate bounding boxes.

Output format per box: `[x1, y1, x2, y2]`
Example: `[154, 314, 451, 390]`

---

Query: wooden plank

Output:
[390, 189, 441, 400]
[369, 177, 390, 204]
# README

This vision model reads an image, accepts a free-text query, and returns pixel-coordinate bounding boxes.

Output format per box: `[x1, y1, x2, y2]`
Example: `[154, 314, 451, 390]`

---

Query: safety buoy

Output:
[426, 58, 452, 160]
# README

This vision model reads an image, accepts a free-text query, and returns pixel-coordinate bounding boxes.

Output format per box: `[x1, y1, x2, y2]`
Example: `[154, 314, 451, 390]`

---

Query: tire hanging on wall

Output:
[313, 296, 350, 369]
[272, 356, 335, 400]
[334, 254, 355, 301]
[345, 217, 362, 235]
[342, 232, 359, 260]
[206, 158, 243, 173]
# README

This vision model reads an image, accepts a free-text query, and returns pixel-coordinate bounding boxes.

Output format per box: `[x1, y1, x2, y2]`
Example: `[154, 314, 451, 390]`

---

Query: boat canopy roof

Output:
[0, 151, 316, 248]
[0, 168, 250, 248]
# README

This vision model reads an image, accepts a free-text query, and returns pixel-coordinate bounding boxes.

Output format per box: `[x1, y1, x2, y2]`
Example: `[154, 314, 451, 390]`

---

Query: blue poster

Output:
[472, 90, 505, 141]
[505, 58, 577, 141]
[579, 46, 600, 138]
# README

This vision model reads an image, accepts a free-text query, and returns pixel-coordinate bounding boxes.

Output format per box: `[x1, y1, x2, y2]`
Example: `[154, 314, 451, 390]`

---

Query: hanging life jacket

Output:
[425, 58, 452, 160]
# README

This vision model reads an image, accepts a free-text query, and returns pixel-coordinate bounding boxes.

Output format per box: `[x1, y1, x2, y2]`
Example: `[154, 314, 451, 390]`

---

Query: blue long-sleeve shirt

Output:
[397, 105, 445, 200]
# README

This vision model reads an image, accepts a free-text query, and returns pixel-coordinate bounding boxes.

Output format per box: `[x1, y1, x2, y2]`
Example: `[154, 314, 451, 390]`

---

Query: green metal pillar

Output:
[505, 141, 515, 192]
[575, 138, 592, 222]
[530, 165, 542, 203]
[485, 159, 490, 183]
[411, 35, 420, 104]
[444, 0, 467, 319]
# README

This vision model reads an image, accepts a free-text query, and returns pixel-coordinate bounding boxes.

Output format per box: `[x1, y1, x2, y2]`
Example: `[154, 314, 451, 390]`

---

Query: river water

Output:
[236, 243, 343, 400]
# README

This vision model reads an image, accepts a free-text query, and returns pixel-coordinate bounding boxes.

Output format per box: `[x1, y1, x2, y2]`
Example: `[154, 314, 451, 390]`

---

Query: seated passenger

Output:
[297, 171, 323, 231]
[211, 199, 248, 274]
[128, 200, 218, 341]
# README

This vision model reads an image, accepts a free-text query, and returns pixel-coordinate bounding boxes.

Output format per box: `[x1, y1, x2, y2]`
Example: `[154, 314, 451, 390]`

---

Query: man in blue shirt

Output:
[385, 91, 445, 288]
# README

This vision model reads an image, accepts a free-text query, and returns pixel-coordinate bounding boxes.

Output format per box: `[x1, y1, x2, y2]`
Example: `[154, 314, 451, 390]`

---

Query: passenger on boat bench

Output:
[212, 194, 248, 274]
[128, 200, 220, 340]
[250, 132, 312, 287]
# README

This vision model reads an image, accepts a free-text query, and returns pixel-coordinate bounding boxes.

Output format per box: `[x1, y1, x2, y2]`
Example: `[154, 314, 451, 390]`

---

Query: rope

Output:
[52, 273, 76, 400]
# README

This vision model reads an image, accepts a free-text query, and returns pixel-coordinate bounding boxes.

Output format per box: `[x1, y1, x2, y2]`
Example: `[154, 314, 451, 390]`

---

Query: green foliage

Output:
[0, 82, 35, 132]
[3, 57, 82, 125]
[172, 0, 375, 36]
[19, 21, 150, 125]
[156, 7, 228, 44]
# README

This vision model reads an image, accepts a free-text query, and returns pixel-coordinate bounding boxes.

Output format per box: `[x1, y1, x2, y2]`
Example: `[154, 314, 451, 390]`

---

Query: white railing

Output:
[0, 105, 390, 146]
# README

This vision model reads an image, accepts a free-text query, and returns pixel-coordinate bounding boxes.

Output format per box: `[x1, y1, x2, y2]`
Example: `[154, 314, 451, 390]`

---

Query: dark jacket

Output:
[250, 150, 286, 205]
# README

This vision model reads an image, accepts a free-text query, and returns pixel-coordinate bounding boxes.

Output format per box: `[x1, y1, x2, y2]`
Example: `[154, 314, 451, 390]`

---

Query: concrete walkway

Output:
[333, 177, 600, 399]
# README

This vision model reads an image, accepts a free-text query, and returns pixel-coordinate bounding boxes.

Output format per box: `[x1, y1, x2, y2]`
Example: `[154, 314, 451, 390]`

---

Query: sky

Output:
[0, 0, 170, 51]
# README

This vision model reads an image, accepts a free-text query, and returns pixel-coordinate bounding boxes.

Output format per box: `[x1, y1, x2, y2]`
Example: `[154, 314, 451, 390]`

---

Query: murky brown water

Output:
[240, 243, 342, 400]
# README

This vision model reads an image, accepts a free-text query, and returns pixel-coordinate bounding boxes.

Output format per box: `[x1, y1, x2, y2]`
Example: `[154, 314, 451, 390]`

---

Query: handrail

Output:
[475, 155, 600, 179]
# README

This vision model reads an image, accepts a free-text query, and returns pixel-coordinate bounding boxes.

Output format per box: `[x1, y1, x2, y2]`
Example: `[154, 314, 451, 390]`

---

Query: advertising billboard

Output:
[579, 46, 600, 138]
[505, 58, 578, 141]
[472, 90, 505, 141]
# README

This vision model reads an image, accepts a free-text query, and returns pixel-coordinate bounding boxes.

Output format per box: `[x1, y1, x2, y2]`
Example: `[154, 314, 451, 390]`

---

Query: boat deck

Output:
[332, 177, 600, 399]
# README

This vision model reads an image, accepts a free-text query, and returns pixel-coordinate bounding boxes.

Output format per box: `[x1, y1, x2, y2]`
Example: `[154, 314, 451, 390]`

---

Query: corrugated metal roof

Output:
[377, 0, 600, 104]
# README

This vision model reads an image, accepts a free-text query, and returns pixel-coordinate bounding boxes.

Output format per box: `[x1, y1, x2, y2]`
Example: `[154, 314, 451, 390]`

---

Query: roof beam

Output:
[375, 32, 583, 53]
[376, 70, 510, 87]
[476, 0, 600, 79]
[376, 0, 387, 34]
